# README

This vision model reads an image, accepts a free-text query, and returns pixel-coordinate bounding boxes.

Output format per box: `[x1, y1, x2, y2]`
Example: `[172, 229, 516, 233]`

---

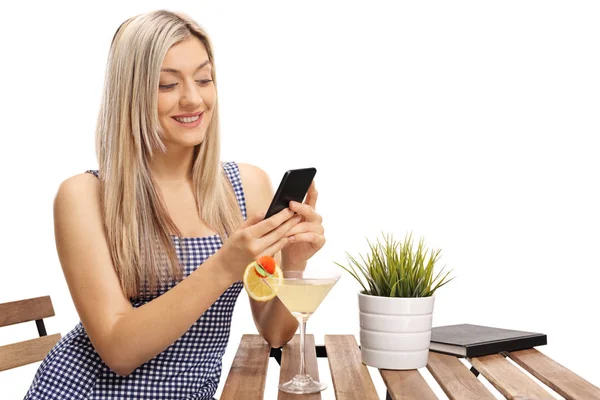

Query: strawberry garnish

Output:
[253, 262, 267, 278]
[257, 255, 276, 274]
[253, 255, 277, 277]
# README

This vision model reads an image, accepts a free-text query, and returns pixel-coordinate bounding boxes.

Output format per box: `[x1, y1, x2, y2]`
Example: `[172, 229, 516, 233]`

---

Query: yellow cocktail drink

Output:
[263, 269, 340, 394]
[272, 279, 336, 316]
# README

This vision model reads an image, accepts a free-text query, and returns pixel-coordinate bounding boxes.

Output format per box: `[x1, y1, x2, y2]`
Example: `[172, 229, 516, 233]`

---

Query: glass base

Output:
[279, 374, 327, 394]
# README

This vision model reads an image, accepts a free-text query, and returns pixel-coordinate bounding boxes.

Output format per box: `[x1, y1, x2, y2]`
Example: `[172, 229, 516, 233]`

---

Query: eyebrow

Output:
[160, 60, 211, 74]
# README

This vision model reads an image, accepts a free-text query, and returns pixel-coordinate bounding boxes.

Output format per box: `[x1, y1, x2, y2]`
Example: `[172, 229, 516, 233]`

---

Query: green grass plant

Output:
[335, 232, 454, 297]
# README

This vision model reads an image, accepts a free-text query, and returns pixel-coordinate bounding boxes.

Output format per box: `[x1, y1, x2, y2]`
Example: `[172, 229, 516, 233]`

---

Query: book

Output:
[429, 323, 547, 358]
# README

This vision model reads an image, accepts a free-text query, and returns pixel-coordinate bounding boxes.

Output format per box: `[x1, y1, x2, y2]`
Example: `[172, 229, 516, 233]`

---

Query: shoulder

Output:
[56, 172, 100, 198]
[235, 162, 270, 187]
[234, 162, 273, 215]
[54, 173, 101, 217]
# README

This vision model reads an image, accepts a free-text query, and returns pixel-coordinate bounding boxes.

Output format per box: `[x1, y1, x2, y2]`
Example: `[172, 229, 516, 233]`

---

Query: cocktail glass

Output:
[263, 269, 340, 394]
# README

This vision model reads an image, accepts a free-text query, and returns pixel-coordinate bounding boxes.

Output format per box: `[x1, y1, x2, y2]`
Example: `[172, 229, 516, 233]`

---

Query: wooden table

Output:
[221, 334, 600, 400]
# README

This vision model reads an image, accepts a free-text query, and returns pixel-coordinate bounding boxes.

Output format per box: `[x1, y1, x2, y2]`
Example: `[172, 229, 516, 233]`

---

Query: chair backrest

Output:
[0, 296, 61, 372]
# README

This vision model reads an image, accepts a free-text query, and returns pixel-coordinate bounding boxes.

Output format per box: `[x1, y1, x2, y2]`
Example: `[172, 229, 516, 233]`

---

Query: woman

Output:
[25, 9, 325, 400]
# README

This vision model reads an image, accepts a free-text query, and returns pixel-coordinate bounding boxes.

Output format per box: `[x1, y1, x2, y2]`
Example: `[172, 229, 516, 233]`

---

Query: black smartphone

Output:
[264, 167, 317, 219]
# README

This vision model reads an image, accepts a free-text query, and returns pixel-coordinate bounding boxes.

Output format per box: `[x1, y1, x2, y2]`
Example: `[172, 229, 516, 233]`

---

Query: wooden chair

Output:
[0, 296, 61, 372]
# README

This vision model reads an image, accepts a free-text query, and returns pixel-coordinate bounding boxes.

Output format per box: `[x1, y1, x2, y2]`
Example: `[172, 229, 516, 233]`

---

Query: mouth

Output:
[171, 112, 204, 128]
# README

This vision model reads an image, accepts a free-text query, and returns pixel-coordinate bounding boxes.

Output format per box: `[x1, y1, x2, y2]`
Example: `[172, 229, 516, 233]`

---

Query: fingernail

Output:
[289, 235, 296, 241]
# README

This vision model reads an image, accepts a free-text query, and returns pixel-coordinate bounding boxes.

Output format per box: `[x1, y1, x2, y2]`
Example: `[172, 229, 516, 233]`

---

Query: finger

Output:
[261, 213, 302, 246]
[240, 212, 263, 228]
[249, 207, 295, 237]
[304, 180, 318, 209]
[287, 232, 326, 249]
[261, 236, 290, 258]
[289, 201, 322, 223]
[284, 221, 324, 237]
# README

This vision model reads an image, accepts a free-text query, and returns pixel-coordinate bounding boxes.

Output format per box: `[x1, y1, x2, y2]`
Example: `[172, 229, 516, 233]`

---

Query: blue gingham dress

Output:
[25, 162, 246, 400]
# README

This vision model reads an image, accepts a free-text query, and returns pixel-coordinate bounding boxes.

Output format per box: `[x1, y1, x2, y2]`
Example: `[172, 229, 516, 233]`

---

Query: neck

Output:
[149, 145, 196, 186]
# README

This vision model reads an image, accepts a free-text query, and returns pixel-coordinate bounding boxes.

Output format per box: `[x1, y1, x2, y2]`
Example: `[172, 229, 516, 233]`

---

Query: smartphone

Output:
[264, 167, 317, 219]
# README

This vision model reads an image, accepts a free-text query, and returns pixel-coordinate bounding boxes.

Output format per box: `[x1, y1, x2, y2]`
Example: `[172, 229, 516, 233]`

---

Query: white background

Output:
[1, 1, 598, 399]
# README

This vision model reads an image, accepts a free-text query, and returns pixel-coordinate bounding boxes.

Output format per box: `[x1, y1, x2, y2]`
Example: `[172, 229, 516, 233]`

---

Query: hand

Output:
[217, 208, 302, 284]
[281, 181, 326, 270]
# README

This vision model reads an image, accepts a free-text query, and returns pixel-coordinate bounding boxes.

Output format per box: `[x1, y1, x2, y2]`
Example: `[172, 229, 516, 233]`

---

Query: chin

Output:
[159, 135, 204, 150]
[159, 118, 212, 149]
[163, 126, 208, 145]
[177, 135, 206, 148]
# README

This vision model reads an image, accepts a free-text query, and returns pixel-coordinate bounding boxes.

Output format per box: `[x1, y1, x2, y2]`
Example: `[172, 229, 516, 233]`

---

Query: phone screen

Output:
[264, 168, 317, 219]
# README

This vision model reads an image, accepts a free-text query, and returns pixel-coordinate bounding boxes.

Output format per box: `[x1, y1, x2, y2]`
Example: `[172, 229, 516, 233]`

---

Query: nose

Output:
[179, 79, 203, 108]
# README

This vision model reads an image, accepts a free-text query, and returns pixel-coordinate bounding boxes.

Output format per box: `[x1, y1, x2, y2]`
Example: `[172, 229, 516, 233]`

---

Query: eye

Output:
[158, 80, 213, 90]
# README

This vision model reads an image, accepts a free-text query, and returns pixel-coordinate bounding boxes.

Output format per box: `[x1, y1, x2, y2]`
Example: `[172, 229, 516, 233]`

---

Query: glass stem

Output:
[298, 316, 307, 377]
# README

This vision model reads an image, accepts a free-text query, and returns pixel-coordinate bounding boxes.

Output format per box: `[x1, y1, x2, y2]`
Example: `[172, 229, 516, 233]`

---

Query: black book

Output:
[429, 324, 547, 358]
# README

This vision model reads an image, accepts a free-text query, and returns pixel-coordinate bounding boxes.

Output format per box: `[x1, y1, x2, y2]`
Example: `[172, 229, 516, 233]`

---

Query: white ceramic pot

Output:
[358, 292, 435, 370]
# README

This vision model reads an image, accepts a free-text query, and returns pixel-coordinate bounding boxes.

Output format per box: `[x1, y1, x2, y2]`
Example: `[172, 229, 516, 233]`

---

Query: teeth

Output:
[175, 115, 200, 123]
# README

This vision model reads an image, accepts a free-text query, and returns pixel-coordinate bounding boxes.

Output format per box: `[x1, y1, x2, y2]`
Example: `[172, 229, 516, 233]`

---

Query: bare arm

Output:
[54, 173, 295, 376]
[238, 163, 299, 348]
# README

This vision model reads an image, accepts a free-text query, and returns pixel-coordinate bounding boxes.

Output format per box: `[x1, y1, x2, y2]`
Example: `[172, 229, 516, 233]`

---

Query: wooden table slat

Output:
[508, 348, 600, 400]
[470, 353, 555, 399]
[427, 351, 495, 400]
[221, 334, 600, 400]
[380, 369, 438, 400]
[278, 334, 321, 400]
[220, 334, 271, 400]
[325, 335, 379, 400]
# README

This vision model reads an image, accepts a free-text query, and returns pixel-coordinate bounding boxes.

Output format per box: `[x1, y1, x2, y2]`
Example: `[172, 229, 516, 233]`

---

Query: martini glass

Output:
[264, 269, 340, 394]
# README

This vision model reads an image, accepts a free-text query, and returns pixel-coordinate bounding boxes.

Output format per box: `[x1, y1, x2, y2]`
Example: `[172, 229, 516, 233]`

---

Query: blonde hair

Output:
[95, 10, 243, 299]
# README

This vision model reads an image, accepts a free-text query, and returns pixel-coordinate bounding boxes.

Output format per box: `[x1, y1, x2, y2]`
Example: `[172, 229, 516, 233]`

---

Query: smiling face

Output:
[157, 36, 216, 149]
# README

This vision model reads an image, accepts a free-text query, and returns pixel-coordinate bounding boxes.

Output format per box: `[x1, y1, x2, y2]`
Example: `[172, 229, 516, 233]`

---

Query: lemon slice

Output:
[243, 261, 283, 302]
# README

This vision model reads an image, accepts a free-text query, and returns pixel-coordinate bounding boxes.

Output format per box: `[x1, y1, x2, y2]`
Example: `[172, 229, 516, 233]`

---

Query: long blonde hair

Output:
[95, 10, 243, 299]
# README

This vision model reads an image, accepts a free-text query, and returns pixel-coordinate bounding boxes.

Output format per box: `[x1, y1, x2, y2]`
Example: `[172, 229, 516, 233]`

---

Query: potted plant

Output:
[335, 232, 454, 370]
